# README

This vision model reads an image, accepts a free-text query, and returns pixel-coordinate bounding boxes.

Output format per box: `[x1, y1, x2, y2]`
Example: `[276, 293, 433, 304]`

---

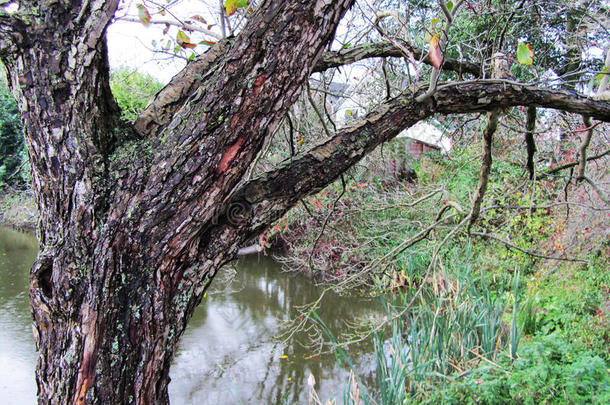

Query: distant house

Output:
[326, 76, 452, 159]
[396, 122, 452, 158]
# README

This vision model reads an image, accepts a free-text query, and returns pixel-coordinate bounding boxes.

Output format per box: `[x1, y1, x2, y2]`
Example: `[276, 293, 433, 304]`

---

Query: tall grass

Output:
[316, 248, 520, 404]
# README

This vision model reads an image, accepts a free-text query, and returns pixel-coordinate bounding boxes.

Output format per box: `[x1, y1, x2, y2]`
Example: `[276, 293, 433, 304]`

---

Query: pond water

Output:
[0, 227, 383, 404]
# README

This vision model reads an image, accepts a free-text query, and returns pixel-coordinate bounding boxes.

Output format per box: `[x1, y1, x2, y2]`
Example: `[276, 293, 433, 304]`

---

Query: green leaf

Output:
[225, 0, 238, 16]
[137, 4, 151, 27]
[177, 30, 196, 49]
[517, 43, 534, 65]
[225, 0, 248, 16]
[446, 1, 454, 12]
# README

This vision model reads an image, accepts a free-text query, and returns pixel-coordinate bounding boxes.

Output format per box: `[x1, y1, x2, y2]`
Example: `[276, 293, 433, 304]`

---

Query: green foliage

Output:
[428, 336, 610, 405]
[109, 68, 163, 122]
[517, 43, 534, 66]
[0, 83, 28, 187]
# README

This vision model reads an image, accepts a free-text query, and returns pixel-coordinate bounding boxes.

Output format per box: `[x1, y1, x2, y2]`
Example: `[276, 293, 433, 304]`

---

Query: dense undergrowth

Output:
[270, 128, 609, 404]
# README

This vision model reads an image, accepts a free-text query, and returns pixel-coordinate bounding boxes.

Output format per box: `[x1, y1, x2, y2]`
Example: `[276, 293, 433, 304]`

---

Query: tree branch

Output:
[228, 82, 610, 240]
[136, 38, 482, 139]
[525, 106, 537, 179]
[471, 231, 589, 263]
[576, 115, 593, 181]
[313, 40, 481, 76]
[224, 80, 610, 237]
[117, 16, 223, 39]
[539, 148, 610, 178]
[468, 109, 498, 233]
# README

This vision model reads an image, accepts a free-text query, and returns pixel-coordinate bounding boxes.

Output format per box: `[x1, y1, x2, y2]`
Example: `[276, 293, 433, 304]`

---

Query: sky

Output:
[107, 1, 225, 82]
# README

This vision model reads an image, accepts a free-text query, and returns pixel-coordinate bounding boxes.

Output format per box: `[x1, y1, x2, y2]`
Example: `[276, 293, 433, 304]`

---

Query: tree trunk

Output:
[1, 1, 355, 403]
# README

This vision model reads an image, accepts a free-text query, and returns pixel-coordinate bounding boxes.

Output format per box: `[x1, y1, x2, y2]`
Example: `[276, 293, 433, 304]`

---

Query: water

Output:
[0, 227, 383, 404]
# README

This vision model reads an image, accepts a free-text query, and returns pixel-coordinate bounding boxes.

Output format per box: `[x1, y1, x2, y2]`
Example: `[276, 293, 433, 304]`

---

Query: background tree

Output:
[0, 81, 27, 187]
[0, 1, 609, 404]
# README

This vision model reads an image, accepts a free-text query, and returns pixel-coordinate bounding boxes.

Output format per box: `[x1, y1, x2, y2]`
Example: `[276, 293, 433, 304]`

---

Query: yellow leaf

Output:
[225, 0, 238, 16]
[279, 355, 288, 359]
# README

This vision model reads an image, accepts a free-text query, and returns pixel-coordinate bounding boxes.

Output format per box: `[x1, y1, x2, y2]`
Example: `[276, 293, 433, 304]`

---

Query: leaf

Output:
[137, 4, 151, 27]
[225, 0, 248, 16]
[191, 14, 207, 24]
[225, 0, 238, 16]
[428, 34, 443, 69]
[200, 40, 217, 46]
[446, 1, 454, 12]
[517, 43, 534, 65]
[176, 30, 196, 49]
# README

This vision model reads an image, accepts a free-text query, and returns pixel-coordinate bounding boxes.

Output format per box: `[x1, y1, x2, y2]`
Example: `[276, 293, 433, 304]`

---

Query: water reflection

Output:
[0, 228, 382, 404]
[0, 227, 38, 405]
[170, 257, 382, 404]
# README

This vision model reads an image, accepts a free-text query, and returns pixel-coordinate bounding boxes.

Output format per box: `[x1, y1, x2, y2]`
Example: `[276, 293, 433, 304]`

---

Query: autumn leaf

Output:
[137, 4, 151, 27]
[191, 15, 207, 24]
[428, 34, 443, 69]
[177, 30, 196, 49]
[225, 0, 248, 16]
[517, 43, 534, 65]
[200, 40, 216, 46]
[225, 0, 238, 16]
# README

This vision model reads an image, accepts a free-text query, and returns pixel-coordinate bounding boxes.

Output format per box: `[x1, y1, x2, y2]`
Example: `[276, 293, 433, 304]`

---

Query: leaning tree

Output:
[0, 0, 609, 403]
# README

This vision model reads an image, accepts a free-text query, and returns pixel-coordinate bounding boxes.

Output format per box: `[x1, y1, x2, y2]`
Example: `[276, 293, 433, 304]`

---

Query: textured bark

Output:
[1, 1, 610, 404]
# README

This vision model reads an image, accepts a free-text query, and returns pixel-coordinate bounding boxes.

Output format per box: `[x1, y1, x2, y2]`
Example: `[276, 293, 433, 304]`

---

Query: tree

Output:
[0, 0, 609, 404]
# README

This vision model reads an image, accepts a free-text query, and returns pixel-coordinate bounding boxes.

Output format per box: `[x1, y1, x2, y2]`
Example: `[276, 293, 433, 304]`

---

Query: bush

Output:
[109, 68, 163, 122]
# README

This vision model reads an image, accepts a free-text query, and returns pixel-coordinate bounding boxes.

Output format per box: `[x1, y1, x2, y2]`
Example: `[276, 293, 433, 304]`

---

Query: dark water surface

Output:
[0, 227, 382, 404]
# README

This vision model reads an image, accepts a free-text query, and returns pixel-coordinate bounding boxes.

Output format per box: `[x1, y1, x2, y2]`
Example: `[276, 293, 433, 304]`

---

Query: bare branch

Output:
[471, 231, 589, 263]
[137, 39, 481, 138]
[313, 40, 481, 76]
[576, 115, 593, 181]
[539, 148, 610, 178]
[117, 16, 222, 40]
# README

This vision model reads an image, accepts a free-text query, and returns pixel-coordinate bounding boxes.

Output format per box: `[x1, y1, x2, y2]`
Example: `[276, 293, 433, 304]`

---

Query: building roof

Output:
[396, 122, 452, 154]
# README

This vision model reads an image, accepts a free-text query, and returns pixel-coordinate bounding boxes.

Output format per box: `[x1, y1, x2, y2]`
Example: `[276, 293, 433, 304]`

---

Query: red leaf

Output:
[428, 35, 443, 69]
